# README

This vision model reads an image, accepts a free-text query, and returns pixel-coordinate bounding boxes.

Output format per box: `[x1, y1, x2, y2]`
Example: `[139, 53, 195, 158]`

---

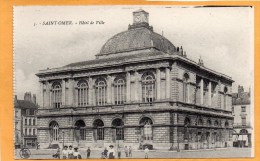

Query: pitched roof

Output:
[65, 50, 166, 68]
[232, 92, 250, 105]
[15, 100, 38, 109]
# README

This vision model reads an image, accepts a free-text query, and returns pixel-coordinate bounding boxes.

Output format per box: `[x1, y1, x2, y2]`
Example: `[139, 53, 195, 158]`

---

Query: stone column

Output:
[200, 79, 204, 105]
[75, 86, 78, 107]
[88, 77, 93, 105]
[208, 81, 212, 107]
[134, 71, 139, 102]
[39, 81, 43, 108]
[126, 72, 131, 103]
[111, 76, 114, 104]
[186, 83, 190, 103]
[156, 68, 161, 100]
[47, 81, 52, 107]
[68, 79, 74, 106]
[107, 75, 111, 104]
[165, 67, 170, 99]
[62, 79, 66, 107]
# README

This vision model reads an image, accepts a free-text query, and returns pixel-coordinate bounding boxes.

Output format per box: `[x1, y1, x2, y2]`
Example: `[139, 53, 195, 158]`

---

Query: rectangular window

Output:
[80, 129, 86, 140]
[25, 118, 27, 125]
[242, 117, 246, 126]
[26, 109, 30, 115]
[241, 106, 246, 112]
[25, 128, 27, 136]
[116, 128, 124, 140]
[97, 128, 104, 140]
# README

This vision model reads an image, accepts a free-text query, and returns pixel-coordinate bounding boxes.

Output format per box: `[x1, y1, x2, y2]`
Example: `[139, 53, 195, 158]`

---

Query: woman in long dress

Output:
[108, 145, 115, 159]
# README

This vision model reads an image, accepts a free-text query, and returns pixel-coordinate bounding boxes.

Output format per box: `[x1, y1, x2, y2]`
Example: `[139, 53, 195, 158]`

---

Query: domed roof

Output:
[98, 27, 176, 56]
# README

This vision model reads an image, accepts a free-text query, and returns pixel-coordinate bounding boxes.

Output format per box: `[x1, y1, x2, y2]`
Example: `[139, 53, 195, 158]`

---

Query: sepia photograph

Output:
[13, 6, 254, 159]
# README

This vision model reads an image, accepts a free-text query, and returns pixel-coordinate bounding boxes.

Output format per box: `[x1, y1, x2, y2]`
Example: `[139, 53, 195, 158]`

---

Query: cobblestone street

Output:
[15, 147, 252, 159]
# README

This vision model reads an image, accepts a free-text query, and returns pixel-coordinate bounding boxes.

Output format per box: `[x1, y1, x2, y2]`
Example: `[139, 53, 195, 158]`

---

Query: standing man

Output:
[144, 146, 149, 159]
[117, 147, 121, 159]
[87, 147, 91, 159]
[128, 146, 132, 157]
[124, 146, 128, 157]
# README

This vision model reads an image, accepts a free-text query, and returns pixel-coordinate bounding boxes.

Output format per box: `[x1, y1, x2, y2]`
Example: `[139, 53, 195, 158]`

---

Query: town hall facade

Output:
[36, 9, 234, 150]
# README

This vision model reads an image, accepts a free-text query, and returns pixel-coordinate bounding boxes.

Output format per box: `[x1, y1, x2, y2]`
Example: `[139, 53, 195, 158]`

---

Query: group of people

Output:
[53, 145, 91, 159]
[53, 145, 150, 159]
[101, 145, 133, 159]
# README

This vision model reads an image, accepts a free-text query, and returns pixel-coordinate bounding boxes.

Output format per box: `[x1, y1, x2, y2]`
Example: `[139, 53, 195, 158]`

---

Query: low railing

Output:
[233, 123, 252, 128]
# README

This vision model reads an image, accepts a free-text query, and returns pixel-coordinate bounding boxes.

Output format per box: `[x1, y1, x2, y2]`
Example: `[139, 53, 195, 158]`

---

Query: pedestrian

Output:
[124, 146, 128, 157]
[104, 147, 108, 158]
[87, 147, 91, 159]
[52, 147, 60, 159]
[101, 152, 105, 159]
[144, 146, 149, 159]
[62, 145, 69, 159]
[68, 145, 74, 159]
[117, 147, 121, 159]
[73, 147, 82, 159]
[108, 145, 115, 159]
[128, 146, 132, 157]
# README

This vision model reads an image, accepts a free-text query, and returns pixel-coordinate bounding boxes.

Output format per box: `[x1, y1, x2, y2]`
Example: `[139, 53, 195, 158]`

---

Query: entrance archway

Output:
[93, 119, 104, 147]
[74, 120, 86, 142]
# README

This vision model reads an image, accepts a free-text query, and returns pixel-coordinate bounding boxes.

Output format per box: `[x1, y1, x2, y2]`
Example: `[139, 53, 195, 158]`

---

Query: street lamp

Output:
[62, 131, 65, 148]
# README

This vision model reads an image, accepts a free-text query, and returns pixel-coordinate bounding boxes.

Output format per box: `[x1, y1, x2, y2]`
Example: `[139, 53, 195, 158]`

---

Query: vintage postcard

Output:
[13, 6, 254, 159]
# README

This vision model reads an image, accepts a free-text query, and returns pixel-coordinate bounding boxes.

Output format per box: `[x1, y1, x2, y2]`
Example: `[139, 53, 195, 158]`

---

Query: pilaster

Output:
[156, 68, 161, 100]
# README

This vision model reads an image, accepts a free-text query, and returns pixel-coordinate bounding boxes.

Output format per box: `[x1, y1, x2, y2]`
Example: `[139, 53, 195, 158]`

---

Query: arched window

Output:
[184, 117, 191, 140]
[112, 118, 124, 140]
[225, 121, 229, 128]
[142, 73, 155, 103]
[33, 119, 36, 125]
[197, 118, 203, 126]
[95, 79, 107, 106]
[75, 120, 86, 141]
[29, 118, 31, 125]
[29, 129, 31, 135]
[93, 119, 104, 140]
[207, 119, 212, 126]
[49, 121, 59, 141]
[52, 83, 62, 108]
[25, 128, 27, 136]
[78, 81, 88, 106]
[140, 117, 153, 140]
[214, 120, 219, 127]
[224, 87, 228, 110]
[114, 78, 126, 105]
[183, 73, 189, 103]
[25, 118, 27, 125]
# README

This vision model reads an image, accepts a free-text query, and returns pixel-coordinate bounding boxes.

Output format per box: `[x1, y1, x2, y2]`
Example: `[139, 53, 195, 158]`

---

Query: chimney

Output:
[180, 46, 183, 56]
[238, 85, 244, 94]
[24, 92, 32, 102]
[32, 94, 36, 104]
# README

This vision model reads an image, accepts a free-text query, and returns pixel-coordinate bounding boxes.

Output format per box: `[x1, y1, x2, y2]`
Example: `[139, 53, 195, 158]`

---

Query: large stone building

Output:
[36, 9, 234, 150]
[14, 92, 38, 148]
[232, 85, 252, 147]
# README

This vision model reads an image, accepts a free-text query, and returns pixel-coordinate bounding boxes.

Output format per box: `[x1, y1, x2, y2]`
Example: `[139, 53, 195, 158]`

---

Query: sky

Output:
[14, 6, 254, 101]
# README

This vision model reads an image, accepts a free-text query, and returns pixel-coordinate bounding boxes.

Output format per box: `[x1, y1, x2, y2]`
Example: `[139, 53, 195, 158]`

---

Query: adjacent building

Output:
[36, 9, 234, 150]
[232, 85, 252, 147]
[14, 92, 38, 148]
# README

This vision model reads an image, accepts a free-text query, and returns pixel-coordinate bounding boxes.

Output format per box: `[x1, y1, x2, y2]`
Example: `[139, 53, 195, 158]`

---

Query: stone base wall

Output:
[37, 110, 233, 150]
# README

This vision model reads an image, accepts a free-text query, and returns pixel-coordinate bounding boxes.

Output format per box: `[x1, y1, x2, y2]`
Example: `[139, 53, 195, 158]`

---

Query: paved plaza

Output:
[15, 147, 252, 159]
